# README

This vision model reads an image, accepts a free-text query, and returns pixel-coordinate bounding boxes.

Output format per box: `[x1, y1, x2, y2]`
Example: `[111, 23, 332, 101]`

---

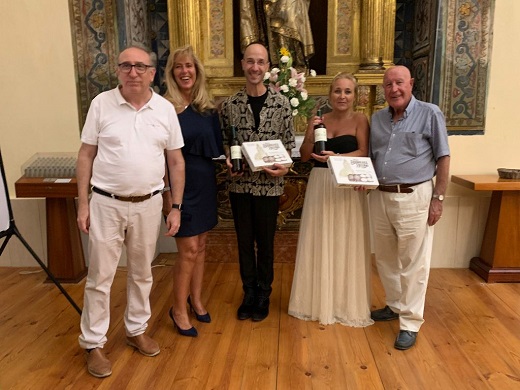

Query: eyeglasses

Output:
[118, 62, 154, 74]
[244, 59, 268, 67]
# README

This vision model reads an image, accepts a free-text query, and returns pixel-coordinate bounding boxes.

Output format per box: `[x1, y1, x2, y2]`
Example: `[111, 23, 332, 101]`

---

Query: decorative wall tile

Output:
[440, 0, 493, 131]
[70, 0, 119, 126]
[209, 0, 226, 58]
[127, 0, 149, 45]
[336, 0, 354, 55]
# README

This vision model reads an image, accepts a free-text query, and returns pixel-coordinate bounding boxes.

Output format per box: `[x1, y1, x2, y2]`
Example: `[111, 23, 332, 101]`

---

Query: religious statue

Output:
[239, 0, 315, 71]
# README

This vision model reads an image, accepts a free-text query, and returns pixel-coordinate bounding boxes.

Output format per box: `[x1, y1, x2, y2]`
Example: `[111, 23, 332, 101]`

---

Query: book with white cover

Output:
[327, 156, 379, 189]
[241, 140, 293, 172]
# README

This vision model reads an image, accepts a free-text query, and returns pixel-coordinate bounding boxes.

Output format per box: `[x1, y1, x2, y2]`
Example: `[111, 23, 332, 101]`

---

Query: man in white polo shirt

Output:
[76, 45, 185, 378]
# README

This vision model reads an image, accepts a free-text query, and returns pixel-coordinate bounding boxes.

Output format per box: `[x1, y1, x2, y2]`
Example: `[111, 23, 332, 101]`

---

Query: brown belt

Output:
[377, 181, 427, 194]
[92, 186, 162, 202]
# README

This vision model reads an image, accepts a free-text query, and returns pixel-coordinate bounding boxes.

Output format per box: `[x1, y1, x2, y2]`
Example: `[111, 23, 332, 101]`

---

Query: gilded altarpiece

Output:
[69, 0, 494, 134]
[68, 0, 494, 230]
[164, 0, 393, 229]
[166, 0, 388, 120]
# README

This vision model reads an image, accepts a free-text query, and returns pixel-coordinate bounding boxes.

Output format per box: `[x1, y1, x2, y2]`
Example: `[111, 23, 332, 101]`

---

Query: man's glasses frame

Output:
[118, 62, 154, 74]
[244, 59, 268, 67]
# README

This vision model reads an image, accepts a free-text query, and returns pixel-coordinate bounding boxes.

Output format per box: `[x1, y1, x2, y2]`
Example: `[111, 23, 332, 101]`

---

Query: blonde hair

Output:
[329, 72, 359, 107]
[163, 45, 215, 113]
[329, 72, 358, 95]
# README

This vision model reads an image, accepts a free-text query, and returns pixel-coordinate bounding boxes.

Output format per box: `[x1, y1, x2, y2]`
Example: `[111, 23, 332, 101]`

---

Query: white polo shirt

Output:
[81, 86, 184, 195]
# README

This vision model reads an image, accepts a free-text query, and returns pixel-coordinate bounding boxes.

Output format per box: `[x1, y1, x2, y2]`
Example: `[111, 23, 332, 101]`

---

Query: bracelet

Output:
[162, 186, 171, 193]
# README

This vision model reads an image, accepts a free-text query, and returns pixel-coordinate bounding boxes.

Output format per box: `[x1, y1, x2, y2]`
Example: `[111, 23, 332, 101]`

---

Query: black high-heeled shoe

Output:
[168, 307, 198, 337]
[187, 296, 211, 323]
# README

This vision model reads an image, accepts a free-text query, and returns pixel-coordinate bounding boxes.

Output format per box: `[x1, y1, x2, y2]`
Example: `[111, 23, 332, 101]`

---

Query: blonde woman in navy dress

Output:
[162, 45, 224, 337]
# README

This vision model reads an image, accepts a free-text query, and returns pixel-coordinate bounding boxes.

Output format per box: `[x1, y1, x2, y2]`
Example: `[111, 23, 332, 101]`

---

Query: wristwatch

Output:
[171, 203, 183, 211]
[432, 194, 445, 201]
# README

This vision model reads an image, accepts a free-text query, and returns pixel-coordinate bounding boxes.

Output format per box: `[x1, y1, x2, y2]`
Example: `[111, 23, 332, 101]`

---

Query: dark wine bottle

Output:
[314, 108, 327, 155]
[230, 125, 243, 173]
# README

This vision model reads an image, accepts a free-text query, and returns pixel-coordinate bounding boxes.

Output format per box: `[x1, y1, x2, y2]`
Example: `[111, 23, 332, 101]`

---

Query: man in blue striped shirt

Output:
[369, 65, 450, 350]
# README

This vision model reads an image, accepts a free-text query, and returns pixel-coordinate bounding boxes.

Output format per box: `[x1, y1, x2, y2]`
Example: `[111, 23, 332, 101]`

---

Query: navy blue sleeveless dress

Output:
[176, 106, 224, 237]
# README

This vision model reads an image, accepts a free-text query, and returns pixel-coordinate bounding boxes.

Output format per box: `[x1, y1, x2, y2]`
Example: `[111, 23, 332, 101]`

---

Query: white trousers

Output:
[369, 181, 434, 332]
[78, 192, 162, 349]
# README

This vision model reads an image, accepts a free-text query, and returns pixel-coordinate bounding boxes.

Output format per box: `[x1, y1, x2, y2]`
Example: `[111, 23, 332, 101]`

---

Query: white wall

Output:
[1, 0, 519, 268]
[0, 0, 80, 266]
[0, 0, 81, 195]
[432, 0, 520, 267]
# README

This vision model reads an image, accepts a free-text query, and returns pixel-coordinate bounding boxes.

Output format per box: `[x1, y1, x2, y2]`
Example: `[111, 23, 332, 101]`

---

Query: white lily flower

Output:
[263, 49, 317, 119]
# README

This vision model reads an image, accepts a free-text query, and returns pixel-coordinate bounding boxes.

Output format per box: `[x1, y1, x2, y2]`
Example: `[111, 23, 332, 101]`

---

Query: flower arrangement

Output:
[264, 47, 316, 118]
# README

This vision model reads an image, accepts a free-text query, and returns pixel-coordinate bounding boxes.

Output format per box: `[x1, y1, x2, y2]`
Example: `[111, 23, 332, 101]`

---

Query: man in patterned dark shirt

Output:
[220, 43, 295, 322]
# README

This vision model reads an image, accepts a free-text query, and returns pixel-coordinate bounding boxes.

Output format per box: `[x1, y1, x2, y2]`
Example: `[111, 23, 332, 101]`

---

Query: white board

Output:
[0, 151, 11, 233]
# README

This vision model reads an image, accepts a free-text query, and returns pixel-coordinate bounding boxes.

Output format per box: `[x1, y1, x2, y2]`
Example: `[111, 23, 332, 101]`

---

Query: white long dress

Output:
[288, 135, 374, 327]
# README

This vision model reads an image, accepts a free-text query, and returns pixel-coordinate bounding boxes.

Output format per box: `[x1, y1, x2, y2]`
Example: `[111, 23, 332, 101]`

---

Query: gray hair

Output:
[119, 43, 157, 67]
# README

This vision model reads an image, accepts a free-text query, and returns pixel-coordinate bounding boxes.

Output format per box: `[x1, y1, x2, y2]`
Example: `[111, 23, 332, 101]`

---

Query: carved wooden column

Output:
[167, 0, 233, 77]
[167, 0, 201, 53]
[359, 0, 386, 70]
[325, 0, 361, 75]
[382, 0, 396, 68]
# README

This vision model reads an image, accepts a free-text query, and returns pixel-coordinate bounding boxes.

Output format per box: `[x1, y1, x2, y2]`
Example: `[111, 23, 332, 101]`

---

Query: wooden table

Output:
[451, 175, 520, 282]
[15, 177, 86, 283]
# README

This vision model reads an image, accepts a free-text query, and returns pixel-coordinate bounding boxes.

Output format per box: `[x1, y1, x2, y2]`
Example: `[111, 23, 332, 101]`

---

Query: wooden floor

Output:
[1, 261, 520, 390]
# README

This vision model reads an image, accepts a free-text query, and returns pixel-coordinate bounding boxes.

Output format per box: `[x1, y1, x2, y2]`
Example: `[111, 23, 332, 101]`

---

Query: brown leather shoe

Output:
[85, 348, 112, 378]
[126, 334, 160, 357]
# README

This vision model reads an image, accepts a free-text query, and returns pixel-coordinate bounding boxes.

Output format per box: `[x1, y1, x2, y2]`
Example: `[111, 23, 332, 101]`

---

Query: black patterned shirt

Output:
[220, 88, 295, 196]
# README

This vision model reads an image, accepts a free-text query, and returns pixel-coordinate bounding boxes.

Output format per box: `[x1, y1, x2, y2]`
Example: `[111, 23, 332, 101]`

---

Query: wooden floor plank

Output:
[239, 263, 282, 390]
[487, 282, 520, 315]
[278, 263, 314, 390]
[279, 263, 384, 389]
[427, 269, 520, 389]
[421, 296, 490, 389]
[0, 263, 519, 389]
[202, 263, 247, 390]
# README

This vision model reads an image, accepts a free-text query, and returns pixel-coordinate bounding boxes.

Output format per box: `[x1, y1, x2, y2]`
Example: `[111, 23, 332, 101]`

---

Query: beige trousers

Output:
[369, 181, 434, 332]
[79, 192, 162, 349]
